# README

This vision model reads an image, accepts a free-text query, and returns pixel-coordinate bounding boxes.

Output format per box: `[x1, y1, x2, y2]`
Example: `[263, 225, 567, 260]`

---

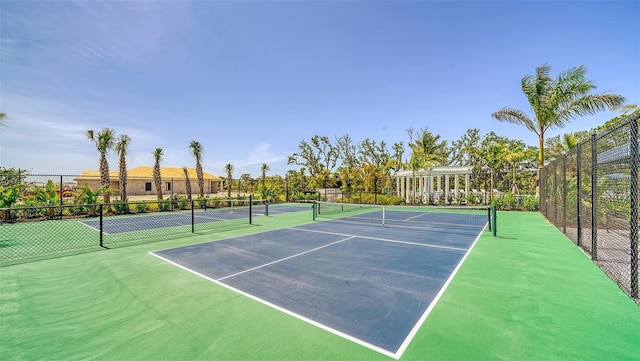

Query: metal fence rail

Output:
[0, 197, 264, 265]
[540, 115, 639, 302]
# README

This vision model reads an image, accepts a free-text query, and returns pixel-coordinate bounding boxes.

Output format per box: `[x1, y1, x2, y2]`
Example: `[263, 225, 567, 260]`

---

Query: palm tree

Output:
[261, 163, 269, 190]
[189, 141, 205, 197]
[182, 167, 192, 201]
[492, 64, 626, 173]
[224, 163, 234, 197]
[87, 128, 115, 203]
[114, 134, 131, 201]
[405, 152, 423, 204]
[152, 148, 164, 200]
[485, 143, 506, 203]
[407, 127, 448, 166]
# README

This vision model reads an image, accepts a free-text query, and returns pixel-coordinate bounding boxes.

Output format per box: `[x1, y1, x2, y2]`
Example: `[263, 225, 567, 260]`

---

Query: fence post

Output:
[553, 160, 558, 224]
[191, 200, 195, 233]
[576, 143, 582, 247]
[591, 133, 598, 260]
[561, 155, 566, 233]
[629, 116, 639, 298]
[99, 204, 104, 248]
[249, 195, 253, 225]
[59, 175, 63, 220]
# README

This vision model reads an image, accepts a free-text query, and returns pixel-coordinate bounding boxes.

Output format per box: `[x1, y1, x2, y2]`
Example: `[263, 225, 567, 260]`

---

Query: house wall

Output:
[76, 178, 222, 196]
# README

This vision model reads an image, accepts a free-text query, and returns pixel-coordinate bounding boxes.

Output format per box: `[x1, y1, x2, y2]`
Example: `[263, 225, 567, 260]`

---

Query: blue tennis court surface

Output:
[151, 218, 486, 358]
[81, 208, 253, 234]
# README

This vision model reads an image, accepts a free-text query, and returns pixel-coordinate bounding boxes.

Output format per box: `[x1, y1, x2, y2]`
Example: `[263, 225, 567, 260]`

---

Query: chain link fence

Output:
[540, 114, 639, 303]
[0, 197, 265, 266]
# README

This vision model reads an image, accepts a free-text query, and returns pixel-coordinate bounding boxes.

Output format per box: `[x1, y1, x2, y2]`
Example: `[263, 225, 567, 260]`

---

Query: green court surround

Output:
[1, 208, 638, 360]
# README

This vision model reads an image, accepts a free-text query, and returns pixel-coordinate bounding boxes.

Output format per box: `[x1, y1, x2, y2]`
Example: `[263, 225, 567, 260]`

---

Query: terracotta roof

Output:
[77, 167, 222, 180]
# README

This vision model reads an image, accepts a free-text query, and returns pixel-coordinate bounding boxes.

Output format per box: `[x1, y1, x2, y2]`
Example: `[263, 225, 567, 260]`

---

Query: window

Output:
[166, 182, 172, 191]
[145, 182, 152, 191]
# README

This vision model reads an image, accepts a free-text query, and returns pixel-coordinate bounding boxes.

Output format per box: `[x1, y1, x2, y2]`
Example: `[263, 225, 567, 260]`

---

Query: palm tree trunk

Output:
[196, 163, 204, 197]
[119, 158, 127, 201]
[183, 167, 192, 201]
[154, 166, 163, 200]
[100, 154, 110, 204]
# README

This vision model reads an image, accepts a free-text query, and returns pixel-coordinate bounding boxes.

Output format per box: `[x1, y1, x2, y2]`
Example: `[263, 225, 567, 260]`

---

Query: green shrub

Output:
[178, 196, 190, 210]
[112, 200, 130, 214]
[522, 196, 539, 211]
[67, 201, 88, 216]
[492, 193, 518, 210]
[135, 201, 148, 213]
[158, 199, 172, 211]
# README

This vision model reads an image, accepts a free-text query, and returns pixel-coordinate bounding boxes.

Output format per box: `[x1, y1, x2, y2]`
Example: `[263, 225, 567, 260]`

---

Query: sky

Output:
[1, 1, 639, 178]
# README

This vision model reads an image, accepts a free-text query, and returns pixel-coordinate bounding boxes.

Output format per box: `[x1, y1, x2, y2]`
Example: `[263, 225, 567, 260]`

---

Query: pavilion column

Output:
[405, 176, 410, 203]
[445, 175, 450, 204]
[429, 176, 434, 204]
[465, 174, 470, 198]
[396, 176, 400, 198]
[419, 176, 424, 203]
[402, 176, 406, 202]
[437, 176, 442, 192]
[454, 174, 459, 204]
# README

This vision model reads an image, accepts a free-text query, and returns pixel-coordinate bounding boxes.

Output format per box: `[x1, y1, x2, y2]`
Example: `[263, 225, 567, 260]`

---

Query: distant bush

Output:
[178, 196, 190, 210]
[522, 196, 539, 211]
[159, 199, 172, 211]
[492, 193, 518, 210]
[135, 201, 148, 213]
[112, 200, 130, 214]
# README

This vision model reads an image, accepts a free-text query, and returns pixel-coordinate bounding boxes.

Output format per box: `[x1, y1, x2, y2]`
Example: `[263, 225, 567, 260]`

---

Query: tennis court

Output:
[1, 205, 639, 361]
[82, 207, 253, 234]
[152, 206, 488, 357]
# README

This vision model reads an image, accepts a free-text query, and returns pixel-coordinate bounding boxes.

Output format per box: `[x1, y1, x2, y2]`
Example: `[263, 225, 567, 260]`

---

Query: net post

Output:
[264, 199, 269, 217]
[491, 205, 497, 237]
[249, 195, 253, 225]
[312, 202, 316, 221]
[191, 200, 195, 233]
[487, 207, 491, 232]
[381, 206, 385, 226]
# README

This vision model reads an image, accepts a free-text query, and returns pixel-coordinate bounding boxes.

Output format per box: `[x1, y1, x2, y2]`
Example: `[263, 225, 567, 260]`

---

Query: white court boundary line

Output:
[149, 248, 398, 359]
[290, 226, 468, 252]
[394, 223, 488, 359]
[217, 236, 354, 281]
[150, 223, 487, 359]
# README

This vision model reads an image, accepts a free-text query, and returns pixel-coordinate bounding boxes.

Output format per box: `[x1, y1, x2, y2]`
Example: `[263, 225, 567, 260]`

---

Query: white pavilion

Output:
[393, 166, 474, 204]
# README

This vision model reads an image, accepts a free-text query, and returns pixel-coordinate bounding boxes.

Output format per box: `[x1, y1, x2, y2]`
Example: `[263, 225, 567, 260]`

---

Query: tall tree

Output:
[224, 163, 234, 197]
[87, 128, 115, 203]
[261, 163, 269, 190]
[189, 140, 205, 197]
[182, 167, 192, 200]
[407, 127, 448, 166]
[114, 134, 131, 201]
[358, 139, 391, 196]
[492, 64, 626, 173]
[152, 148, 164, 200]
[288, 135, 339, 188]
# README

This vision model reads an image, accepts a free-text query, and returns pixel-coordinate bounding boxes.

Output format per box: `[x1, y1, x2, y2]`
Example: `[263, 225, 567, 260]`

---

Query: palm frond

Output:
[555, 93, 627, 125]
[115, 134, 131, 157]
[491, 107, 539, 134]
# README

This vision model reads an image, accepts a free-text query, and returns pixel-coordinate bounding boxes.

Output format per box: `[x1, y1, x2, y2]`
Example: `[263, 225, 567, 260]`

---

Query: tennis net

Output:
[313, 201, 492, 233]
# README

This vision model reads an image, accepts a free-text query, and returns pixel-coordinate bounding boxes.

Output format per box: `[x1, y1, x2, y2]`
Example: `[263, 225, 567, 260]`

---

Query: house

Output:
[74, 167, 223, 196]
